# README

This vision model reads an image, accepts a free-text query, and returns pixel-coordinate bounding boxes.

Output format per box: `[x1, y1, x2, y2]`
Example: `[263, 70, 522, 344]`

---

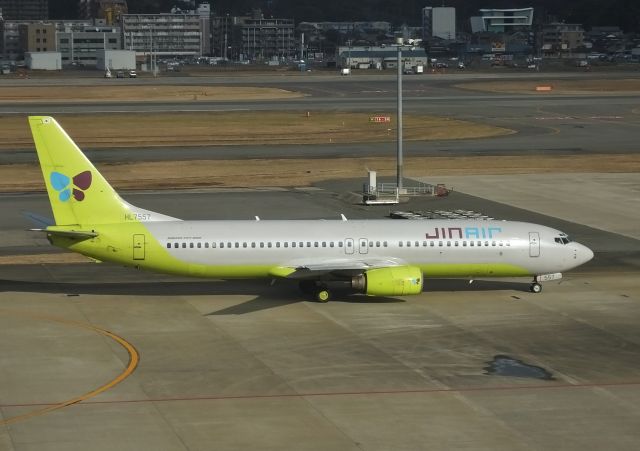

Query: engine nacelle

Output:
[351, 266, 423, 296]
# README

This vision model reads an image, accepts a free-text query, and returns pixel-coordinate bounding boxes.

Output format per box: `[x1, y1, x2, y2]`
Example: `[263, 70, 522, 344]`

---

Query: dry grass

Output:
[0, 253, 91, 265]
[456, 79, 640, 94]
[0, 112, 513, 149]
[0, 85, 303, 102]
[2, 154, 638, 192]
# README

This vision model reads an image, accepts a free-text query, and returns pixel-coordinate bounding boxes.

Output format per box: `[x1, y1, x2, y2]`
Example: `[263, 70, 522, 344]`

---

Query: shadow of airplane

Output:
[0, 277, 532, 314]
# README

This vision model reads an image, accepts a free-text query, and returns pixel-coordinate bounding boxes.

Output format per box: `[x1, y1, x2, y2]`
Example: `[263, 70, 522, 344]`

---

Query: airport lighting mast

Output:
[395, 37, 414, 192]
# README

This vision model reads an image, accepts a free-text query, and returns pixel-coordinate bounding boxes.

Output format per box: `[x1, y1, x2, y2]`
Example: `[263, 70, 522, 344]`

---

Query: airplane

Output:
[28, 116, 594, 302]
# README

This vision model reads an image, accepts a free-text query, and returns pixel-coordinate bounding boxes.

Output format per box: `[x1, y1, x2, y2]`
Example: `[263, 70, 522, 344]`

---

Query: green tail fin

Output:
[29, 116, 132, 226]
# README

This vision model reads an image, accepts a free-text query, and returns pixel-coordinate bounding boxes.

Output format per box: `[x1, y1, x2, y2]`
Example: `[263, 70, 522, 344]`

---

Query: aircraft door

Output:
[133, 234, 146, 260]
[359, 238, 369, 254]
[529, 232, 540, 257]
[345, 238, 354, 254]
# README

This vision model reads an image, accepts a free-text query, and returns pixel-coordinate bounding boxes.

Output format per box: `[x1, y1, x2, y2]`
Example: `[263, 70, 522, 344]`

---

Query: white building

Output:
[96, 49, 135, 70]
[422, 7, 456, 40]
[26, 51, 61, 69]
[470, 8, 534, 34]
[122, 13, 205, 59]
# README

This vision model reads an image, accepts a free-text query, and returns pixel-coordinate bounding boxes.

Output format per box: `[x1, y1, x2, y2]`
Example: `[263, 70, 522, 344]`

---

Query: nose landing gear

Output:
[530, 282, 542, 293]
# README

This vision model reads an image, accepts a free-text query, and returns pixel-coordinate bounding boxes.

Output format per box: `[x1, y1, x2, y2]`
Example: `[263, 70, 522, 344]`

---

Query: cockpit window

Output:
[555, 236, 572, 245]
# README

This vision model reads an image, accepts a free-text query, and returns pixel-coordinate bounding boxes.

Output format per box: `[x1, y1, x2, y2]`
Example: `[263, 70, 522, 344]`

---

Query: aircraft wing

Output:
[271, 257, 407, 279]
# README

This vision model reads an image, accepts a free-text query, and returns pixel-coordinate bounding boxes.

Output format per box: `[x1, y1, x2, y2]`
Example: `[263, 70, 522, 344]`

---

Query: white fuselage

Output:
[141, 219, 593, 278]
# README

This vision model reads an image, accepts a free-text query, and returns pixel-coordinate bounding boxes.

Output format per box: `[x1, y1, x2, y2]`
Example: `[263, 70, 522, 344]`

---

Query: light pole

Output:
[396, 38, 405, 192]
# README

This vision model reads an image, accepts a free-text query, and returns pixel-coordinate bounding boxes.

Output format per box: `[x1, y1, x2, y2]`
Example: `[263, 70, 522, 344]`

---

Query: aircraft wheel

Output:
[315, 287, 331, 303]
[530, 283, 542, 294]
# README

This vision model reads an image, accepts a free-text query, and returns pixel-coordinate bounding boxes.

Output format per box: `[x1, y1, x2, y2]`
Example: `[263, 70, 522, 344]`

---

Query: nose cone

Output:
[575, 243, 594, 266]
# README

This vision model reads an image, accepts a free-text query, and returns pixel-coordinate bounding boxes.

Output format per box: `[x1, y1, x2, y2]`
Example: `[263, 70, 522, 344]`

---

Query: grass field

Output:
[0, 85, 303, 102]
[2, 154, 638, 193]
[0, 112, 513, 149]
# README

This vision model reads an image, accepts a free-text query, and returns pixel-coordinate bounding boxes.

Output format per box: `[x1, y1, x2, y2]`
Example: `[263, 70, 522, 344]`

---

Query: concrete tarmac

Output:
[1, 175, 640, 450]
[1, 72, 639, 450]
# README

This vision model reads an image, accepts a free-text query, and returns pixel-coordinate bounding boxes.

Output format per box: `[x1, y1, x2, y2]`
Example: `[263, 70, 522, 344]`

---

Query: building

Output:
[0, 0, 47, 20]
[337, 45, 428, 70]
[122, 13, 205, 59]
[18, 22, 55, 54]
[57, 24, 121, 66]
[470, 8, 534, 34]
[241, 16, 295, 61]
[542, 23, 584, 54]
[79, 0, 128, 26]
[26, 51, 60, 69]
[422, 7, 456, 40]
[96, 49, 135, 70]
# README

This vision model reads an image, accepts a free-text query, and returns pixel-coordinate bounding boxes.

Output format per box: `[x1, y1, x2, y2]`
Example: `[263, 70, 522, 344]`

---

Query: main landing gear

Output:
[299, 280, 332, 302]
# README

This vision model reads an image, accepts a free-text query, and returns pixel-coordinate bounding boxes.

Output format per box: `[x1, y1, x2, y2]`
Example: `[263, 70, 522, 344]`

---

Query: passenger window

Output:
[243, 242, 247, 248]
[429, 241, 434, 247]
[376, 241, 381, 247]
[383, 241, 388, 247]
[276, 242, 280, 248]
[227, 242, 232, 248]
[307, 242, 312, 247]
[322, 242, 326, 247]
[330, 242, 334, 248]
[260, 242, 264, 248]
[220, 242, 224, 248]
[284, 242, 289, 248]
[369, 241, 374, 247]
[251, 242, 255, 248]
[314, 242, 319, 247]
[470, 241, 474, 247]
[399, 241, 403, 247]
[447, 242, 451, 247]
[212, 242, 216, 248]
[454, 241, 459, 247]
[189, 243, 194, 248]
[197, 243, 202, 248]
[166, 243, 171, 248]
[268, 242, 272, 248]
[235, 242, 239, 248]
[484, 241, 489, 246]
[492, 241, 496, 246]
[438, 241, 443, 247]
[205, 242, 209, 248]
[462, 241, 467, 247]
[173, 243, 179, 248]
[406, 241, 411, 247]
[339, 241, 343, 247]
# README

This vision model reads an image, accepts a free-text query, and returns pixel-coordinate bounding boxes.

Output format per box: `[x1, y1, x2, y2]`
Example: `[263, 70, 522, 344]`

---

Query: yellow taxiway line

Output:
[0, 309, 139, 426]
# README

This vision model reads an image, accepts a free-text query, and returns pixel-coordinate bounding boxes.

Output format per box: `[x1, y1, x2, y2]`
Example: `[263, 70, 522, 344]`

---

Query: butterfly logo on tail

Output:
[50, 171, 92, 202]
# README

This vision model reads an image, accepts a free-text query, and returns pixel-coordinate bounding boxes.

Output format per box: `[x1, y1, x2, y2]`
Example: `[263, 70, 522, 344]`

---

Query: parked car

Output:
[128, 70, 137, 78]
[116, 70, 125, 78]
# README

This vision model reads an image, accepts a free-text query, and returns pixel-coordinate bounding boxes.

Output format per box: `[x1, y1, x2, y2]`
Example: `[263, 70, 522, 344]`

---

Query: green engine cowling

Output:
[351, 266, 423, 296]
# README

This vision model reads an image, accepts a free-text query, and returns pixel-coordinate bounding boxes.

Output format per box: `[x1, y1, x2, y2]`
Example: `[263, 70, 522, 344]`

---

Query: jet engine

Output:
[351, 266, 423, 296]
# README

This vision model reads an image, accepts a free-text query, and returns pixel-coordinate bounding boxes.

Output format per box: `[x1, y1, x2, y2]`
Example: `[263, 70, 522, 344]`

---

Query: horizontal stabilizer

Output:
[30, 228, 98, 239]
